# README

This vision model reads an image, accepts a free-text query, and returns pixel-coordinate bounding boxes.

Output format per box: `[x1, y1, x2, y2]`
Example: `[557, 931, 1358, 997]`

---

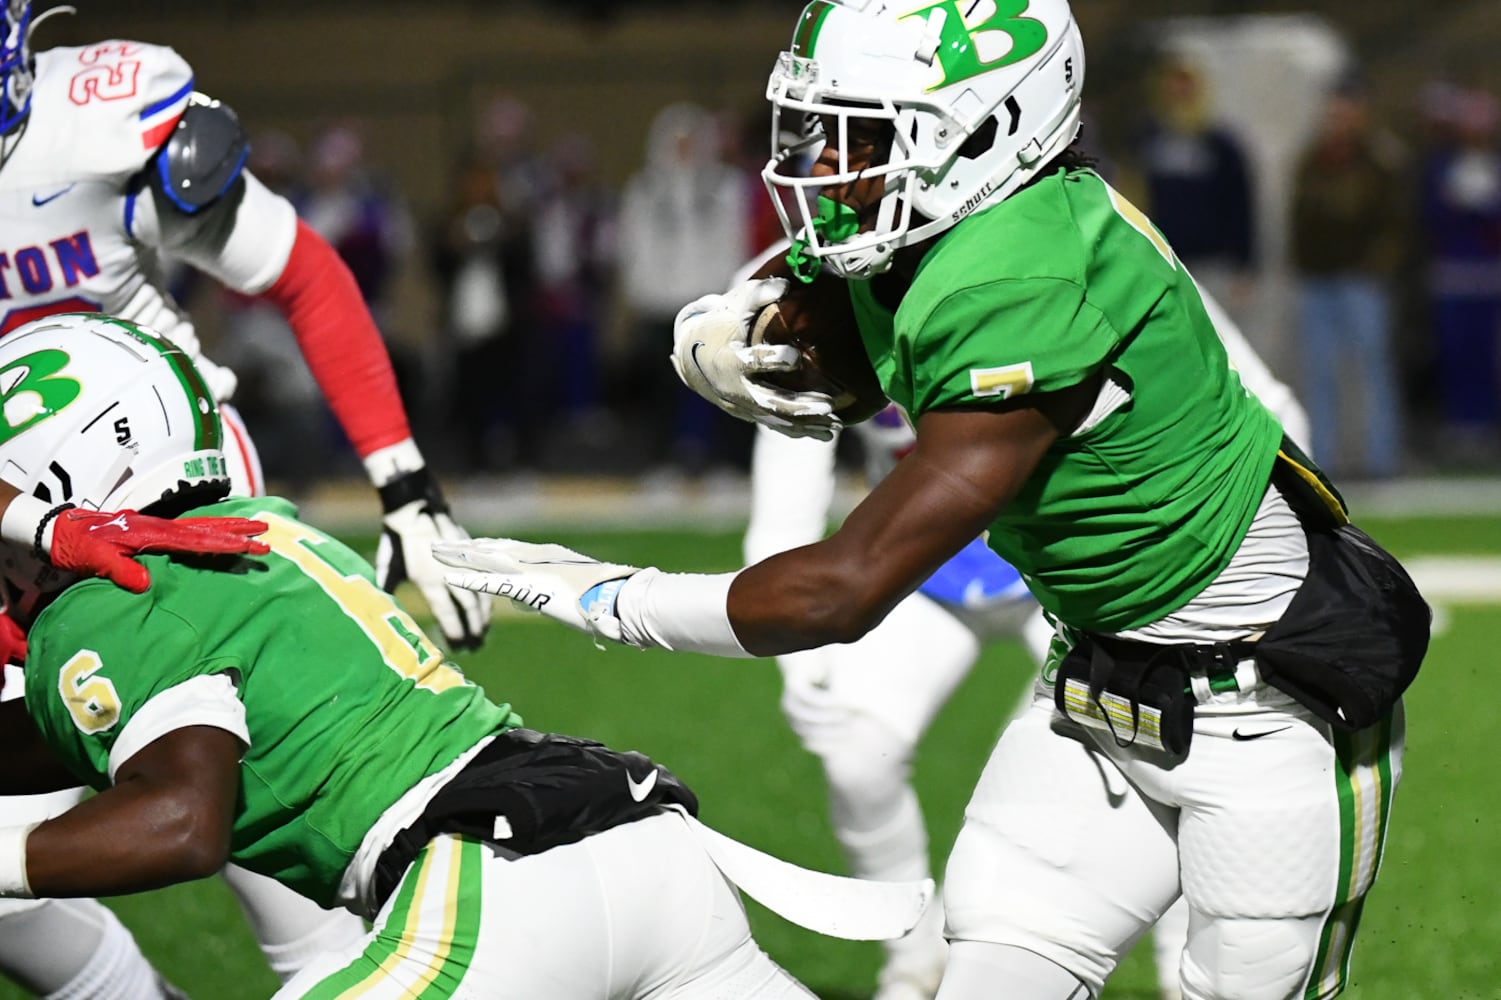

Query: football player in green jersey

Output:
[440, 3, 1428, 999]
[0, 314, 934, 998]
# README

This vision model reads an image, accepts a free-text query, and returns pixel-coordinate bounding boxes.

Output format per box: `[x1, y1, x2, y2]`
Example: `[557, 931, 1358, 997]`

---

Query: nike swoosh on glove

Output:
[669, 277, 841, 442]
[376, 469, 491, 650]
[45, 507, 270, 594]
[431, 538, 640, 646]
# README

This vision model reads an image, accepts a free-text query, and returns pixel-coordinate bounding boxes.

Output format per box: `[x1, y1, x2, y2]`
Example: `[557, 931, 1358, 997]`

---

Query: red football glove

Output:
[0, 612, 26, 667]
[48, 509, 271, 594]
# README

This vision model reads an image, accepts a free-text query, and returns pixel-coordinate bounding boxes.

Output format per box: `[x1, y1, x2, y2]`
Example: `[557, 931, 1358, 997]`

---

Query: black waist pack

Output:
[372, 728, 698, 907]
[1254, 442, 1431, 731]
[1252, 522, 1430, 731]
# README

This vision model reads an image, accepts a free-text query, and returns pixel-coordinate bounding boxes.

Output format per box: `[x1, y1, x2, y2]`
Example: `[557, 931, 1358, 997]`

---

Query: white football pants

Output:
[942, 686, 1403, 1000]
[277, 814, 814, 999]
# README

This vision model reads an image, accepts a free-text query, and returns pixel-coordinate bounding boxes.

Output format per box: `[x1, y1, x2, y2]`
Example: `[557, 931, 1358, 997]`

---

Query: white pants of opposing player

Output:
[939, 683, 1404, 1000]
[277, 813, 812, 1000]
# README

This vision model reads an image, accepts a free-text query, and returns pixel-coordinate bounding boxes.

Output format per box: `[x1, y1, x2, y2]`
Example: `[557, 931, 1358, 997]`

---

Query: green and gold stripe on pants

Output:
[1305, 703, 1403, 999]
[303, 836, 483, 999]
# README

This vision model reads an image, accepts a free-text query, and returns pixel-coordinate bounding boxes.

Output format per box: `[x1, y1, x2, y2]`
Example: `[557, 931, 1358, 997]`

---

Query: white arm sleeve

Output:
[1196, 280, 1313, 455]
[615, 568, 752, 658]
[154, 170, 299, 294]
[744, 424, 840, 565]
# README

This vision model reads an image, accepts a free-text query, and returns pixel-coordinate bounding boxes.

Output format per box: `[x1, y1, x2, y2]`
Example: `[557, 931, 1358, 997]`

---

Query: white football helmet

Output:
[0, 313, 229, 611]
[764, 0, 1085, 280]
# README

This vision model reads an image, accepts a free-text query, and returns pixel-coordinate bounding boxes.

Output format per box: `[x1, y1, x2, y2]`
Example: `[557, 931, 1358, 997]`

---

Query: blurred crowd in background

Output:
[179, 38, 1501, 491]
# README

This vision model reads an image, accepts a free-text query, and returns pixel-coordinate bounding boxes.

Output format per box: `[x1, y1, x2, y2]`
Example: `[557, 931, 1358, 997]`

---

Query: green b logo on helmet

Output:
[903, 0, 1048, 92]
[0, 349, 81, 445]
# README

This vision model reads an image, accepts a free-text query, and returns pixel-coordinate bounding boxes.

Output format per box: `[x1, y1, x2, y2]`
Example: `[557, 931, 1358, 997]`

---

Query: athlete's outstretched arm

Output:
[2, 727, 240, 899]
[437, 377, 1098, 657]
[727, 385, 1088, 655]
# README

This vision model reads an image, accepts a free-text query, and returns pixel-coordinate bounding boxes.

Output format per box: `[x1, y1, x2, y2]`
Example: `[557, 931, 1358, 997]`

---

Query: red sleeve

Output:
[257, 220, 412, 457]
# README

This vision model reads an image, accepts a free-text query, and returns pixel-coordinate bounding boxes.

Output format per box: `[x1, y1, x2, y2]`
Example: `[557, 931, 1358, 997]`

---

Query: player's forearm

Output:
[7, 778, 230, 899]
[727, 542, 901, 655]
[616, 537, 903, 658]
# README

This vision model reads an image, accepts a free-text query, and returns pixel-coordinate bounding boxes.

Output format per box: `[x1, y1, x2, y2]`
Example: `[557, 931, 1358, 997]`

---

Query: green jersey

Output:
[25, 497, 519, 907]
[849, 168, 1283, 632]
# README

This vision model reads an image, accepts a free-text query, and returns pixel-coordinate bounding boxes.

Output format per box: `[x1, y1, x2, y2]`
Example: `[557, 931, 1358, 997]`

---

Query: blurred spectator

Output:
[431, 156, 532, 471]
[1290, 77, 1407, 479]
[475, 95, 551, 238]
[725, 105, 786, 257]
[1131, 56, 1257, 319]
[1420, 85, 1501, 463]
[614, 102, 753, 471]
[301, 125, 412, 319]
[530, 134, 616, 452]
[300, 122, 420, 419]
[247, 128, 308, 202]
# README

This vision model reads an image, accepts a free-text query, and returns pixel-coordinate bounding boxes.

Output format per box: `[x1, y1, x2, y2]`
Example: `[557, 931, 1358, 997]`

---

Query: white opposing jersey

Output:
[0, 40, 295, 398]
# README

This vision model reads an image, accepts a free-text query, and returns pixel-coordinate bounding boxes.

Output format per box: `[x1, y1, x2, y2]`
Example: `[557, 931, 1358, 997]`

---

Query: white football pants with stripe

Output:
[276, 813, 814, 999]
[938, 685, 1403, 1000]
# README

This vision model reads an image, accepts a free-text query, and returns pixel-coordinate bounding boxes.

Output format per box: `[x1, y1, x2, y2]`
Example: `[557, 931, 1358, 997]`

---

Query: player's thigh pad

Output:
[277, 814, 797, 1000]
[1179, 914, 1328, 1000]
[781, 591, 978, 754]
[1149, 701, 1405, 920]
[0, 787, 88, 918]
[1170, 702, 1405, 999]
[943, 696, 1180, 996]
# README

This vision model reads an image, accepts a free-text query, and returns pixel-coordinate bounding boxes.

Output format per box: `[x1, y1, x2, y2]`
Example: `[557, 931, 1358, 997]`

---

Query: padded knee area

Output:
[1180, 915, 1322, 1000]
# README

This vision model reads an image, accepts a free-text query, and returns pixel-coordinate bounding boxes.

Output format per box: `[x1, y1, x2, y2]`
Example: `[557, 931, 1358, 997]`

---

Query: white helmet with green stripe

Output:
[0, 313, 229, 609]
[0, 312, 229, 519]
[765, 0, 1085, 280]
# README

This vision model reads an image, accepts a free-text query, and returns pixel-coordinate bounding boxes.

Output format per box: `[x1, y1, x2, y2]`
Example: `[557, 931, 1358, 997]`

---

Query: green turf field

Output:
[2, 514, 1495, 999]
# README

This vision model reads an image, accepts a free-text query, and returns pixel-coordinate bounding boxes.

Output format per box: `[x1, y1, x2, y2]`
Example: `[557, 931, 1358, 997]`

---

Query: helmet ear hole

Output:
[957, 116, 999, 161]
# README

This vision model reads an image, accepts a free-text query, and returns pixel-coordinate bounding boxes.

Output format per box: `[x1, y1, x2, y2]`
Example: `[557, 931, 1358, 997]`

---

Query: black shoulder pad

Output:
[149, 95, 250, 214]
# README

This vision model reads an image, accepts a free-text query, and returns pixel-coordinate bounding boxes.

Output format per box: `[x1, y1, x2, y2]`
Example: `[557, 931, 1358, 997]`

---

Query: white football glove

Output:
[376, 469, 491, 650]
[670, 277, 842, 442]
[432, 538, 640, 645]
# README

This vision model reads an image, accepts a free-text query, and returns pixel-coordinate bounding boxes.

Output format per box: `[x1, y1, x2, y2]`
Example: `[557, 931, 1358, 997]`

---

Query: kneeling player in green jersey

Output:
[440, 3, 1430, 999]
[0, 314, 932, 999]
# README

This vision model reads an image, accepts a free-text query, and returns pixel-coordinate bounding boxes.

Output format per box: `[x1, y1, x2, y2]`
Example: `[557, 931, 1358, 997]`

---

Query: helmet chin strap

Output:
[787, 196, 862, 282]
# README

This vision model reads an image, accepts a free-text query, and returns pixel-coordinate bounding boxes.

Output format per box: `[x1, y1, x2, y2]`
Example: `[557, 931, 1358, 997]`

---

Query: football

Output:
[746, 257, 888, 425]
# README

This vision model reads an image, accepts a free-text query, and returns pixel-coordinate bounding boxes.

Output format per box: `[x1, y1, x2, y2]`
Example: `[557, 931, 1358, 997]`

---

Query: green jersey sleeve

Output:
[25, 581, 245, 790]
[902, 277, 1121, 414]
